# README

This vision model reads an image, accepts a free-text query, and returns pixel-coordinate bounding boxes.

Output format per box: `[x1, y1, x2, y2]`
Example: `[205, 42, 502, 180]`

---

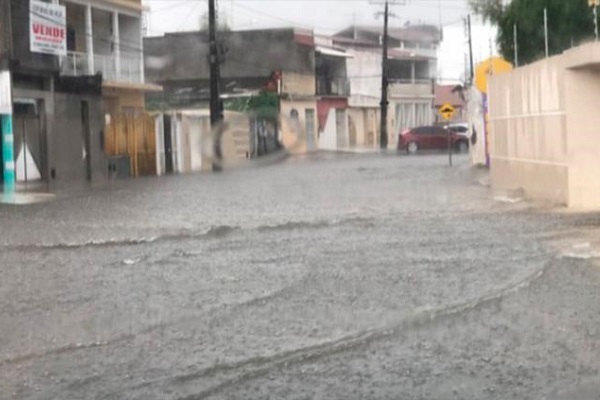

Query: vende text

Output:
[32, 24, 65, 39]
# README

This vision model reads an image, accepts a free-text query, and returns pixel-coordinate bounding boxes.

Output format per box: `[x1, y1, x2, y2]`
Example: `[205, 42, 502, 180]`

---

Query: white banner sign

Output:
[30, 0, 67, 56]
[0, 71, 12, 115]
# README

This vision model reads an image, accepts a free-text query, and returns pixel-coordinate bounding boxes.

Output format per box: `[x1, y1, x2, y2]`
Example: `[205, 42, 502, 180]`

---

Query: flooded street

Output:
[2, 153, 600, 399]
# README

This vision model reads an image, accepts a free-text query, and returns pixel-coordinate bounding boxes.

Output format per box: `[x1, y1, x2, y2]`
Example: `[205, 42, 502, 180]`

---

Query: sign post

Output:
[439, 103, 455, 167]
[0, 71, 15, 195]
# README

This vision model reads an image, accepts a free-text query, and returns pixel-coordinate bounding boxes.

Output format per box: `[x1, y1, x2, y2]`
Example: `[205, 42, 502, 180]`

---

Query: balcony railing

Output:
[316, 77, 351, 97]
[388, 78, 433, 85]
[60, 51, 143, 84]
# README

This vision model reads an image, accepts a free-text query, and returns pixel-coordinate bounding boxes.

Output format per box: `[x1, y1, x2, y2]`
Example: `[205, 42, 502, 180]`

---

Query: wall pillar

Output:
[2, 114, 15, 194]
[1, 70, 14, 194]
[112, 11, 120, 80]
[85, 4, 94, 74]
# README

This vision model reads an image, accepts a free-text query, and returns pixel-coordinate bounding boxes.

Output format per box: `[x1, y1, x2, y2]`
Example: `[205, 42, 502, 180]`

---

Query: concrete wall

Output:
[102, 86, 145, 114]
[0, 0, 9, 61]
[488, 54, 568, 205]
[346, 48, 380, 106]
[53, 92, 106, 183]
[467, 86, 486, 166]
[488, 43, 600, 208]
[389, 82, 433, 98]
[282, 73, 315, 96]
[565, 68, 600, 208]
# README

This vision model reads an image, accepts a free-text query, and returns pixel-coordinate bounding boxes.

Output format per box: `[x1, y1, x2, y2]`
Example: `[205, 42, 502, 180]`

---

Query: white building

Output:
[57, 0, 160, 115]
[332, 25, 440, 148]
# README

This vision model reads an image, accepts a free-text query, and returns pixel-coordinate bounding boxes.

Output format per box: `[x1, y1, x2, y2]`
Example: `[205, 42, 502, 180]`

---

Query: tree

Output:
[469, 0, 596, 65]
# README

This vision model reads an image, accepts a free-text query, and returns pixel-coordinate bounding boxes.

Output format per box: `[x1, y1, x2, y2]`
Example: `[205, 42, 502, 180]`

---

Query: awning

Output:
[316, 46, 354, 58]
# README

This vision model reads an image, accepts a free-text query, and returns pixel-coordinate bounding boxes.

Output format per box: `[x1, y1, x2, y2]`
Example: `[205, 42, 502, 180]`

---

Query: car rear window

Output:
[450, 126, 468, 133]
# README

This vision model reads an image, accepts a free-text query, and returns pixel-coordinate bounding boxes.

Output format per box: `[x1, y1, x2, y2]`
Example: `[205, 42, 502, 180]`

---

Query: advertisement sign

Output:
[30, 0, 67, 56]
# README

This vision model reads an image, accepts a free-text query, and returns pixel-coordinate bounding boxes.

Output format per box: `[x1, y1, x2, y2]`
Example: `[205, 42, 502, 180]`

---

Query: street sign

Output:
[590, 0, 600, 7]
[439, 103, 455, 121]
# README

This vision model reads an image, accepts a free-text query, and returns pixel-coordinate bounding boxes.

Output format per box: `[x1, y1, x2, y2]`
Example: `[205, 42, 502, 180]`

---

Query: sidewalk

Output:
[0, 192, 55, 205]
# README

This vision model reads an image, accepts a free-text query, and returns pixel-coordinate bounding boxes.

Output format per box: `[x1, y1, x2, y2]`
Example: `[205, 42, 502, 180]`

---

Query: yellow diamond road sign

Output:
[439, 103, 455, 121]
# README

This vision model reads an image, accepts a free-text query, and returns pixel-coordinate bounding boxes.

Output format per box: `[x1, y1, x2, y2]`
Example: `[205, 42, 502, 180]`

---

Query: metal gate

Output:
[105, 113, 157, 177]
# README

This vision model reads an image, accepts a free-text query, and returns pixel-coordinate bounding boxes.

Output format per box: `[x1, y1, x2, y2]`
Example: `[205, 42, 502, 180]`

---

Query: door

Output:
[335, 108, 347, 148]
[305, 108, 315, 151]
[189, 118, 203, 171]
[163, 114, 174, 174]
[13, 102, 43, 183]
[81, 101, 92, 181]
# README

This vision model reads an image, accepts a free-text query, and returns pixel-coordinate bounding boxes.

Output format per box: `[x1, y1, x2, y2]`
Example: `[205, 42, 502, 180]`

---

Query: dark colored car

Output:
[397, 125, 470, 154]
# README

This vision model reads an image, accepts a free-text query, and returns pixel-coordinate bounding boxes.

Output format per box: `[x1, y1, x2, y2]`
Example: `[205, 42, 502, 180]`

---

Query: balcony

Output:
[316, 77, 351, 97]
[60, 51, 143, 84]
[389, 79, 433, 98]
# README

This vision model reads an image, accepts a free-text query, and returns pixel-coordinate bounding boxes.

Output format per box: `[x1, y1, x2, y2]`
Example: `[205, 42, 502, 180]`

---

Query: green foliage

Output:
[470, 0, 596, 65]
[224, 92, 279, 122]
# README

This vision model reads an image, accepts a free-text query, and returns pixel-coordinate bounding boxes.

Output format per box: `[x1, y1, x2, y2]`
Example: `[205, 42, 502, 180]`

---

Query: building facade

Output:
[58, 0, 161, 115]
[1, 0, 107, 187]
[332, 25, 440, 148]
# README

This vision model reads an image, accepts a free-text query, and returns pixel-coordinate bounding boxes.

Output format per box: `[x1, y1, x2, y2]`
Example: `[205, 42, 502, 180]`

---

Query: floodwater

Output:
[1, 153, 600, 399]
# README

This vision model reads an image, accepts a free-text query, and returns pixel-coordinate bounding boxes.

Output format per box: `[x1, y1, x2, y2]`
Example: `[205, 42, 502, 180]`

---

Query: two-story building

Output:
[0, 0, 160, 188]
[332, 25, 441, 148]
[58, 0, 161, 115]
[1, 0, 107, 187]
[58, 0, 161, 177]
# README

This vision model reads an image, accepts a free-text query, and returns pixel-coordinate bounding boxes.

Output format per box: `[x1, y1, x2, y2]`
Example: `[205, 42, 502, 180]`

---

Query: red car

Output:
[397, 126, 469, 154]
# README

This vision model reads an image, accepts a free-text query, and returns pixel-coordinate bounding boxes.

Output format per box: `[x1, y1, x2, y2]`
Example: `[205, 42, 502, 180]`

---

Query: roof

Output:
[434, 85, 465, 107]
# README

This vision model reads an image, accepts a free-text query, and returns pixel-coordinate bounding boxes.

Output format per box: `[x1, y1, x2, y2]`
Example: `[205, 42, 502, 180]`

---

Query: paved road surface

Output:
[1, 153, 600, 399]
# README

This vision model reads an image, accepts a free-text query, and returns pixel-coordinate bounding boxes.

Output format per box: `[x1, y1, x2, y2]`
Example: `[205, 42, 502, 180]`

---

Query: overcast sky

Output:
[144, 0, 497, 82]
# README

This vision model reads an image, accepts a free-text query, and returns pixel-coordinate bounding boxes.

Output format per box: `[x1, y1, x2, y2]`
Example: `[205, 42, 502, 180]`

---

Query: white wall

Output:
[466, 87, 486, 166]
[346, 49, 381, 106]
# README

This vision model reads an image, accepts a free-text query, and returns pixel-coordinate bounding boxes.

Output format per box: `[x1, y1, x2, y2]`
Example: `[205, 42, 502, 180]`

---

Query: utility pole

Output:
[544, 8, 549, 58]
[379, 0, 389, 150]
[208, 0, 223, 171]
[467, 14, 474, 84]
[513, 23, 518, 67]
